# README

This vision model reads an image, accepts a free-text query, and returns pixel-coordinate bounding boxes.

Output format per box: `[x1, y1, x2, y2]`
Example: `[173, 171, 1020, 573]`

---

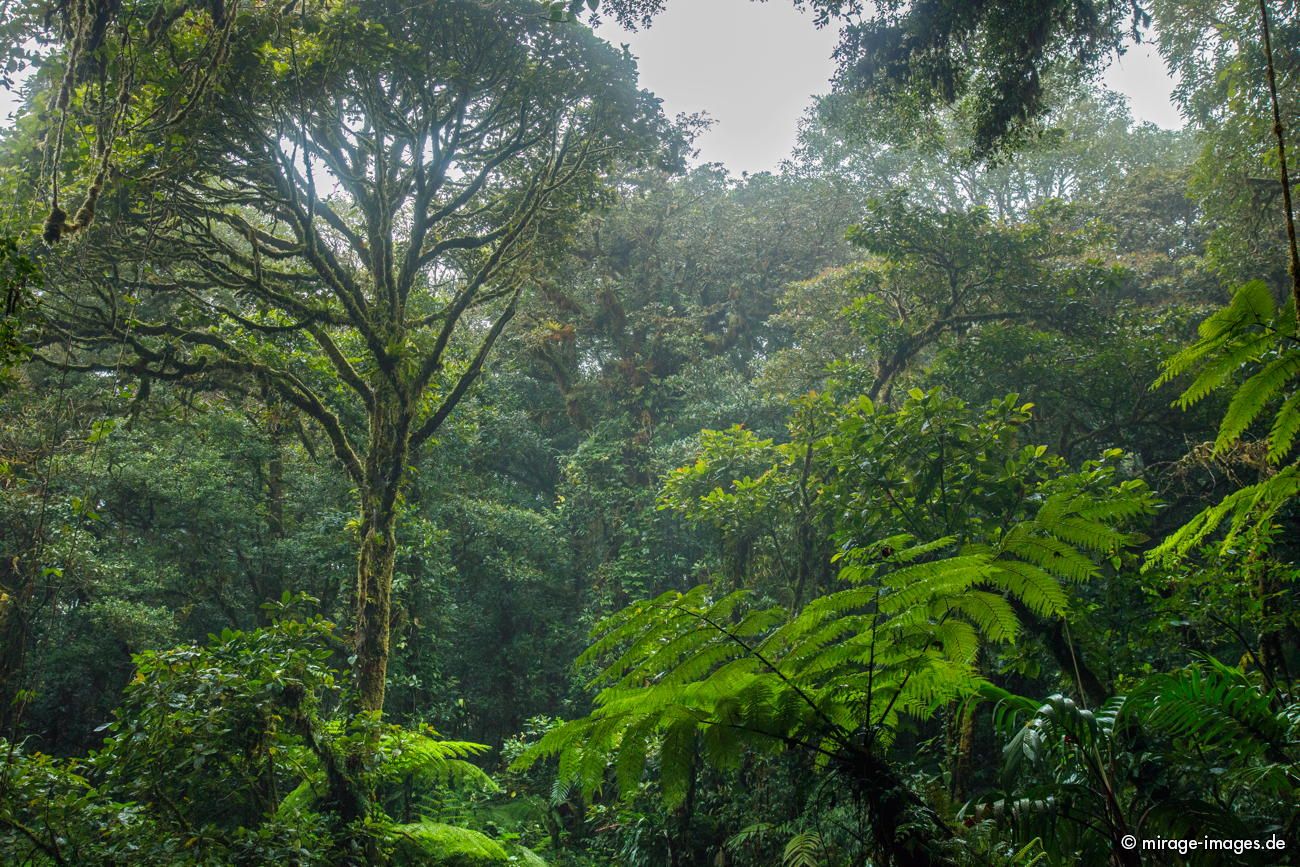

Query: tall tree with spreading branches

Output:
[33, 0, 664, 710]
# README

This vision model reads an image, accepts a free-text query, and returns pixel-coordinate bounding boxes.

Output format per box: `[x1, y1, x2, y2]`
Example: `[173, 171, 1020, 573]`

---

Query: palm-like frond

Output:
[389, 820, 510, 865]
[1126, 660, 1295, 767]
[782, 831, 826, 867]
[1149, 467, 1300, 562]
[1154, 280, 1300, 560]
[516, 486, 1145, 808]
[1156, 280, 1291, 430]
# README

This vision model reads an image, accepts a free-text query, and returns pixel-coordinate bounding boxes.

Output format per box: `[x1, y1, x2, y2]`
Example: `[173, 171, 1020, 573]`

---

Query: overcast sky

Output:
[1, 2, 1183, 175]
[604, 0, 1183, 175]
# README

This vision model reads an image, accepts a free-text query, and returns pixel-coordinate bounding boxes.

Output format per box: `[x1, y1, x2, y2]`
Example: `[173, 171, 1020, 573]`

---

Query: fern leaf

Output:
[990, 559, 1069, 617]
[1001, 529, 1097, 583]
[1215, 352, 1300, 449]
[659, 718, 697, 809]
[782, 831, 824, 867]
[1148, 467, 1300, 562]
[390, 821, 508, 865]
[1267, 388, 1300, 462]
[937, 590, 1021, 644]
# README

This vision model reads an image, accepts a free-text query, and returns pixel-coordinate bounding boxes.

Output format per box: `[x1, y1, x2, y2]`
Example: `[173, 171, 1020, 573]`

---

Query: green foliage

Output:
[1152, 280, 1300, 562]
[1157, 281, 1294, 448]
[978, 686, 1143, 866]
[518, 494, 1142, 807]
[980, 659, 1299, 866]
[0, 236, 35, 381]
[831, 0, 1149, 155]
[0, 614, 516, 865]
[389, 821, 509, 866]
[3, 2, 1298, 865]
[781, 830, 826, 867]
[514, 388, 1150, 867]
[1128, 658, 1298, 779]
[766, 192, 1153, 410]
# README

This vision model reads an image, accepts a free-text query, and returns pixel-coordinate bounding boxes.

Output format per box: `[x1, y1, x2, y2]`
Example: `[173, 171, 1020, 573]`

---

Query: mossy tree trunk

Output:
[354, 382, 412, 712]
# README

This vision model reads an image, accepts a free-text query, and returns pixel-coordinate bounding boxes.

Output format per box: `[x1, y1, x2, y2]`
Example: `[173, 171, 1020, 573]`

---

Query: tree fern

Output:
[514, 488, 1144, 865]
[518, 390, 1151, 866]
[379, 729, 496, 790]
[277, 726, 496, 820]
[1154, 280, 1300, 560]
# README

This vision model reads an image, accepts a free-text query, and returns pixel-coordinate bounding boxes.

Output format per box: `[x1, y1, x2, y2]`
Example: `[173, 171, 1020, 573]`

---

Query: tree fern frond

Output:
[612, 713, 657, 798]
[1267, 388, 1300, 462]
[782, 831, 825, 867]
[1156, 280, 1276, 391]
[1000, 528, 1098, 583]
[930, 618, 982, 664]
[659, 718, 697, 809]
[380, 731, 496, 791]
[877, 555, 997, 614]
[989, 559, 1069, 617]
[936, 590, 1020, 644]
[885, 534, 961, 564]
[1148, 467, 1300, 563]
[1173, 329, 1276, 409]
[390, 821, 508, 865]
[1072, 483, 1157, 522]
[1215, 352, 1300, 449]
[1043, 514, 1126, 553]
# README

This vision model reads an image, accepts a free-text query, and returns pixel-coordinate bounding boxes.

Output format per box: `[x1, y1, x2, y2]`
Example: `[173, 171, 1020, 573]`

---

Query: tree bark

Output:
[353, 384, 411, 713]
[1010, 599, 1109, 707]
[354, 512, 397, 712]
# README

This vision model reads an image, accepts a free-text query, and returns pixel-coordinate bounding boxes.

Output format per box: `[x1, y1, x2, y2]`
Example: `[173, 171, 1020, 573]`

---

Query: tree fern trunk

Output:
[849, 752, 960, 867]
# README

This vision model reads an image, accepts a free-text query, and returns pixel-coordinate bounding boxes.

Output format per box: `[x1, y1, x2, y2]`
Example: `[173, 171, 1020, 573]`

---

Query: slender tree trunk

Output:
[265, 438, 285, 603]
[1256, 560, 1294, 685]
[353, 383, 412, 712]
[354, 507, 397, 712]
[253, 409, 287, 623]
[267, 426, 285, 540]
[792, 442, 817, 609]
[669, 740, 700, 867]
[949, 702, 976, 802]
